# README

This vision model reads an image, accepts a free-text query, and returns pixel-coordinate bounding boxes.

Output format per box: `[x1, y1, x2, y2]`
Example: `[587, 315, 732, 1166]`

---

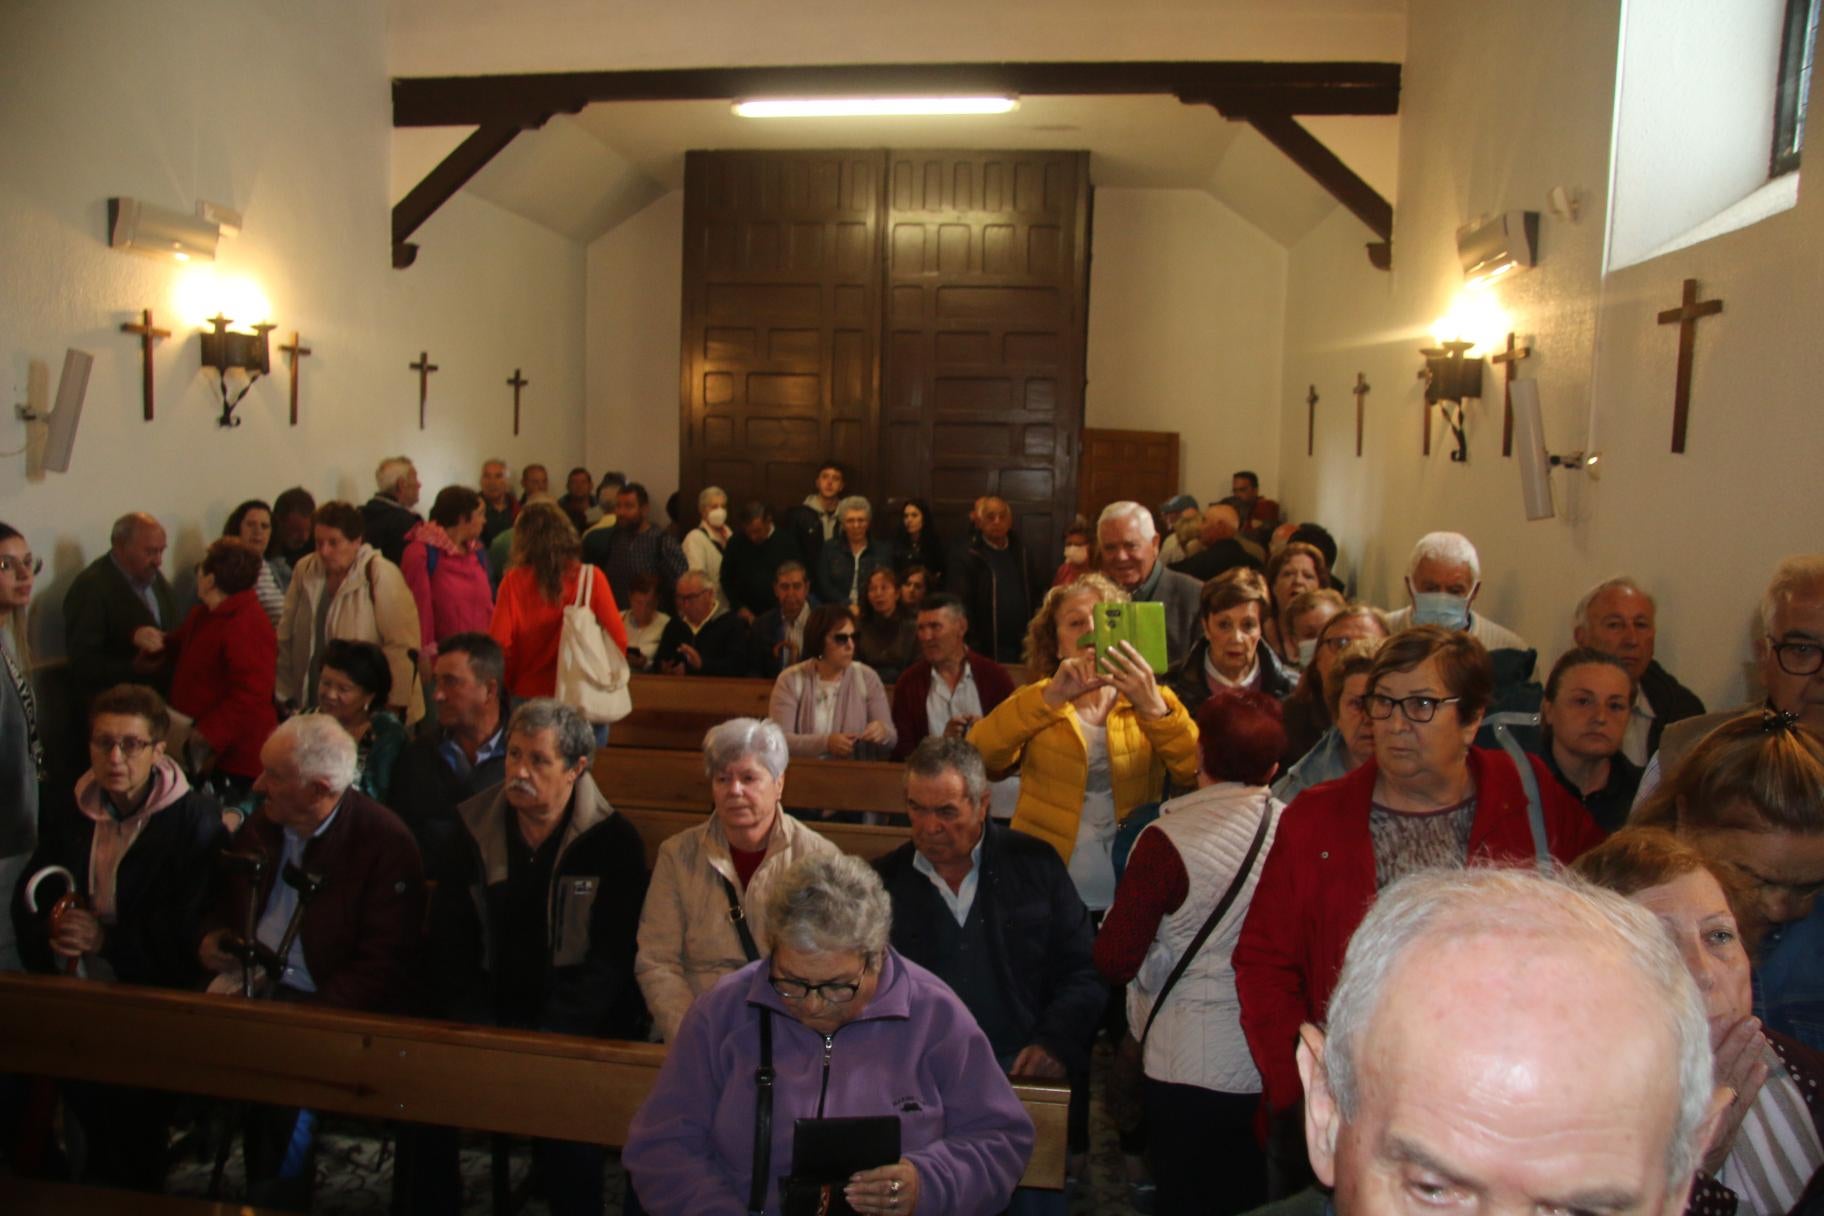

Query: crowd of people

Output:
[1, 454, 1822, 1216]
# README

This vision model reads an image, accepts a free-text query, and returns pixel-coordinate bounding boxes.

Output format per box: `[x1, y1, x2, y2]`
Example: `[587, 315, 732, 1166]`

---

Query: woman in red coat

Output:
[1231, 626, 1603, 1179]
[134, 539, 277, 811]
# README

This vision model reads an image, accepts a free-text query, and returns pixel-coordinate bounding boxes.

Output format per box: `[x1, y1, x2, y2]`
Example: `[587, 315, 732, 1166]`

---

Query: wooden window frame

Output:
[1772, 0, 1821, 177]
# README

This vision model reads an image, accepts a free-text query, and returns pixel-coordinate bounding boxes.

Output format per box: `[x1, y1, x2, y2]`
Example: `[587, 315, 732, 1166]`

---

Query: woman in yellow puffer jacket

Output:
[968, 574, 1199, 914]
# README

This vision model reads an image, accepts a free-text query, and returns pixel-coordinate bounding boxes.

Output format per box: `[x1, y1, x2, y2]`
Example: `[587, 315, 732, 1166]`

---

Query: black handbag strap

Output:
[719, 871, 761, 963]
[1138, 799, 1273, 1048]
[750, 1006, 774, 1216]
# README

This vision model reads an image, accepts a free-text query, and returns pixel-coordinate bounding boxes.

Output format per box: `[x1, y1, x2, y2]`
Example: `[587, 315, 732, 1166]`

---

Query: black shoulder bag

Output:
[719, 871, 761, 963]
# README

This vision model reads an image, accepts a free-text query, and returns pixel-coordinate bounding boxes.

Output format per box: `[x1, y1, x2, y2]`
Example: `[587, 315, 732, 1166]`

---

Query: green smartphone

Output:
[1079, 600, 1169, 675]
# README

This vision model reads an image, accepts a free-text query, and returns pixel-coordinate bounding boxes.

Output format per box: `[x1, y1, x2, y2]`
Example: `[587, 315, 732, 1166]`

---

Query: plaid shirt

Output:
[587, 522, 686, 609]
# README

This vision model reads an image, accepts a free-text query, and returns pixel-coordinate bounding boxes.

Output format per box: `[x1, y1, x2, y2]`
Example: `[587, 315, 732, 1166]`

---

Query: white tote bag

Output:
[555, 568, 633, 724]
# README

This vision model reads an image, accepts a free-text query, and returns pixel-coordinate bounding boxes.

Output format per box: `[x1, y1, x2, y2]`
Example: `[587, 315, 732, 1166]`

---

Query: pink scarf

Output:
[74, 755, 191, 922]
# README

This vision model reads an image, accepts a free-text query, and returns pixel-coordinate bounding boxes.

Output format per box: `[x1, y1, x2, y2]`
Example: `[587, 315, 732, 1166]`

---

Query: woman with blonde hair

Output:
[489, 501, 627, 702]
[1633, 710, 1824, 1050]
[1261, 542, 1330, 671]
[970, 574, 1198, 915]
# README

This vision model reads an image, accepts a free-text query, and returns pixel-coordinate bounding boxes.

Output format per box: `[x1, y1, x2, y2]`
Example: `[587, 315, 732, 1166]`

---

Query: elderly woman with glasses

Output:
[625, 852, 1035, 1216]
[635, 718, 839, 1042]
[1232, 626, 1603, 1146]
[769, 603, 895, 759]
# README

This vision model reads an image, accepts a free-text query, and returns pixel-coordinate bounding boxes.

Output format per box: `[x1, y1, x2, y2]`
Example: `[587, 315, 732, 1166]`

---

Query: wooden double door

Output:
[679, 148, 1091, 568]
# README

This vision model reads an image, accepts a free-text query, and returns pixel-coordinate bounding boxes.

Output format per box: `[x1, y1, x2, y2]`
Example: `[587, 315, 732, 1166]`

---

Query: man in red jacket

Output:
[891, 593, 1015, 761]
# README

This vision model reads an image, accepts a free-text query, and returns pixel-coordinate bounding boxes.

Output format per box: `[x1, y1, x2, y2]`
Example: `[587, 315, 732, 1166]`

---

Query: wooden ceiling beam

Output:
[392, 120, 533, 268]
[392, 60, 1400, 128]
[1239, 111, 1393, 251]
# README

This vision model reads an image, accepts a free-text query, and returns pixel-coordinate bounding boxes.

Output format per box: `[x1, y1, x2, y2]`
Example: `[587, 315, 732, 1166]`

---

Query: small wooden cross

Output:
[507, 368, 529, 436]
[278, 332, 312, 427]
[1656, 278, 1723, 454]
[1490, 332, 1532, 457]
[119, 308, 170, 422]
[1351, 372, 1370, 457]
[410, 351, 439, 431]
[1305, 384, 1320, 456]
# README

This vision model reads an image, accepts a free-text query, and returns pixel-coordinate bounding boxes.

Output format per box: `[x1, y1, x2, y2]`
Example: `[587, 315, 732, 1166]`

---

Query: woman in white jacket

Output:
[275, 501, 424, 726]
[1093, 688, 1288, 1216]
[634, 718, 837, 1041]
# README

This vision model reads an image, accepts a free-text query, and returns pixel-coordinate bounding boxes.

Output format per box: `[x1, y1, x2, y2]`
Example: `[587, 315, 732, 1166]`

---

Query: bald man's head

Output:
[1202, 503, 1241, 544]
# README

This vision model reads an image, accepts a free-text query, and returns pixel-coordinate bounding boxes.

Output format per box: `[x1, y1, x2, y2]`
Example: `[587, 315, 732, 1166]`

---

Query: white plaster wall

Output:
[585, 191, 685, 515]
[1278, 0, 1824, 710]
[1086, 189, 1288, 503]
[0, 0, 585, 659]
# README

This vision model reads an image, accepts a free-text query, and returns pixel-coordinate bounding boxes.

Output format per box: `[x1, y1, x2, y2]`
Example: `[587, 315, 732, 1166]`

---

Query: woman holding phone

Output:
[968, 574, 1199, 915]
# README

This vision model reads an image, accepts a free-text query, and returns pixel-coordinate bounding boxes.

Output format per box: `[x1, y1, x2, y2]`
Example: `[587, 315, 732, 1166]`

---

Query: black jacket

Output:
[654, 612, 752, 677]
[13, 784, 225, 988]
[386, 720, 509, 861]
[1168, 637, 1296, 717]
[875, 821, 1103, 1072]
[1637, 659, 1706, 757]
[361, 495, 422, 567]
[719, 526, 804, 617]
[431, 774, 648, 1038]
[1168, 539, 1262, 584]
[948, 534, 1042, 664]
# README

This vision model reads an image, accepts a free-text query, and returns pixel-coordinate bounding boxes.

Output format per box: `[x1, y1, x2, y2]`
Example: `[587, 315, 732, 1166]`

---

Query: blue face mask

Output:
[1410, 591, 1471, 630]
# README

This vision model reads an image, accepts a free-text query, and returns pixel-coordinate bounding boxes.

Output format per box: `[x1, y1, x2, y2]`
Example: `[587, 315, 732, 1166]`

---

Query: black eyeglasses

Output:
[1769, 638, 1824, 677]
[769, 971, 864, 1004]
[828, 632, 857, 644]
[0, 555, 41, 580]
[1366, 693, 1463, 724]
[91, 735, 154, 757]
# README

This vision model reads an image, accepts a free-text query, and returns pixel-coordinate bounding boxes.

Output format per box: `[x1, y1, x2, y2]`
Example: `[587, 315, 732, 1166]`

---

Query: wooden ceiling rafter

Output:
[388, 60, 1400, 268]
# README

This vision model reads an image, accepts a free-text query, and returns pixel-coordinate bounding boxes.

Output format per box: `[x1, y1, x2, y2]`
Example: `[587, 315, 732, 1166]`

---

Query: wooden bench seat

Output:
[0, 974, 1066, 1190]
[595, 747, 907, 818]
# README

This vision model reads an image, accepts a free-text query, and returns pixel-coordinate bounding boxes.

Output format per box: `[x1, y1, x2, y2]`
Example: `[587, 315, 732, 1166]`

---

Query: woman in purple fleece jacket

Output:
[624, 853, 1034, 1215]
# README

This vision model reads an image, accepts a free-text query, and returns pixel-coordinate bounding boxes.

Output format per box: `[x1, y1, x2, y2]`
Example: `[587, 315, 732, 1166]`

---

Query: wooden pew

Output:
[0, 974, 1067, 1191]
[613, 674, 774, 749]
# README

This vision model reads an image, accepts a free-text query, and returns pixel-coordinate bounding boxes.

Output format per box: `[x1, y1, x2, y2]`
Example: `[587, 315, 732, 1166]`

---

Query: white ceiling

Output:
[386, 0, 1405, 249]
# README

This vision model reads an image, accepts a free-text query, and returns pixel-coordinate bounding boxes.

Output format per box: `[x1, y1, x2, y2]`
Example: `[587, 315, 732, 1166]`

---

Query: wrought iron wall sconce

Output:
[200, 314, 274, 427]
[1418, 340, 1483, 462]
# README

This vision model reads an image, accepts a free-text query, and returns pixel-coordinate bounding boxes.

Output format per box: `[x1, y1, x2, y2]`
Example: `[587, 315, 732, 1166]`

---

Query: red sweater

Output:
[165, 590, 277, 779]
[1231, 747, 1604, 1113]
[489, 563, 628, 699]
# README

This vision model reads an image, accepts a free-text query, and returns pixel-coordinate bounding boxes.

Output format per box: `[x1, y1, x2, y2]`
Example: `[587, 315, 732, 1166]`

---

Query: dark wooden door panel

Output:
[880, 150, 1090, 563]
[1078, 428, 1181, 526]
[680, 150, 884, 518]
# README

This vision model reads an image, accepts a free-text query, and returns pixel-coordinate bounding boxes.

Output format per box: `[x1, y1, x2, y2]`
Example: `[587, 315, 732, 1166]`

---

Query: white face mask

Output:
[705, 507, 728, 529]
[1296, 637, 1318, 667]
[1063, 544, 1089, 565]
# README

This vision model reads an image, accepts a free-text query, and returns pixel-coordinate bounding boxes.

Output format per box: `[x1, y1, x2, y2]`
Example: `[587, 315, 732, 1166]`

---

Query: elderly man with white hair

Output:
[1383, 530, 1527, 651]
[1572, 575, 1706, 767]
[362, 455, 423, 566]
[1268, 866, 1727, 1216]
[655, 569, 752, 676]
[198, 713, 424, 1207]
[1097, 500, 1206, 666]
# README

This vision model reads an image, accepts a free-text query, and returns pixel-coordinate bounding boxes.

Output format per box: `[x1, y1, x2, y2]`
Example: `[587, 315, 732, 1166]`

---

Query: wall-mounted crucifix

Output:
[1655, 278, 1723, 453]
[1305, 384, 1320, 456]
[1490, 332, 1531, 457]
[1352, 372, 1370, 457]
[508, 368, 529, 436]
[278, 332, 312, 427]
[410, 351, 439, 431]
[118, 309, 169, 422]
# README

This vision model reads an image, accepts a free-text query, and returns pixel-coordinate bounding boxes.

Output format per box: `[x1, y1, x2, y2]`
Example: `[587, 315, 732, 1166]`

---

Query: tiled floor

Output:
[162, 1041, 1144, 1215]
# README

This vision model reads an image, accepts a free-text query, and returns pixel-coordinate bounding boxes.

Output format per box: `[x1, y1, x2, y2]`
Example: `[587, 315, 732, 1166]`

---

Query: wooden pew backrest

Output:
[623, 807, 910, 868]
[0, 974, 1065, 1189]
[595, 748, 907, 817]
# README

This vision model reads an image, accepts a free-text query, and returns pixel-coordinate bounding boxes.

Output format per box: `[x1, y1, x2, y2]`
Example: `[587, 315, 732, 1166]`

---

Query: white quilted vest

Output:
[1126, 783, 1282, 1093]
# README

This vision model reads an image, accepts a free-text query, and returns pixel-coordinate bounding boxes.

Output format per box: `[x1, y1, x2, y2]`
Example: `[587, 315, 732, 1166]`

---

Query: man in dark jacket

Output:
[62, 512, 176, 779]
[748, 561, 815, 678]
[876, 736, 1102, 1084]
[387, 632, 508, 857]
[1572, 575, 1705, 766]
[425, 698, 647, 1216]
[891, 593, 1016, 760]
[199, 713, 424, 1207]
[720, 501, 803, 619]
[948, 497, 1042, 664]
[361, 456, 423, 566]
[1170, 503, 1263, 584]
[654, 571, 752, 676]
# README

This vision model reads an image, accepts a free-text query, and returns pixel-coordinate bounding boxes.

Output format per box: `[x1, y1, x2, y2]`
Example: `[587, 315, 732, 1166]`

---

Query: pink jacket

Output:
[400, 522, 494, 663]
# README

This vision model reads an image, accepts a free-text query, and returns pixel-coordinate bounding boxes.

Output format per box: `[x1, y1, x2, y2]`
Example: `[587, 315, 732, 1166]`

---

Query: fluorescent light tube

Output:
[733, 96, 1018, 118]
